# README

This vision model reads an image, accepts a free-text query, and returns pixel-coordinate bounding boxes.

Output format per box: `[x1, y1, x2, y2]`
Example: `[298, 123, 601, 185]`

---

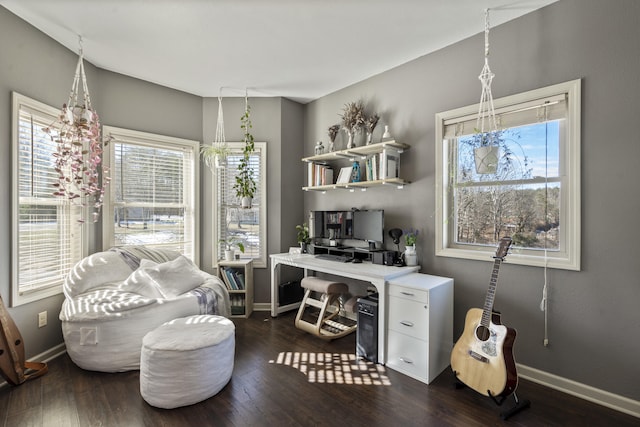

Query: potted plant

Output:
[220, 237, 245, 261]
[233, 101, 257, 208]
[470, 129, 501, 174]
[200, 144, 230, 169]
[296, 223, 311, 253]
[403, 228, 419, 266]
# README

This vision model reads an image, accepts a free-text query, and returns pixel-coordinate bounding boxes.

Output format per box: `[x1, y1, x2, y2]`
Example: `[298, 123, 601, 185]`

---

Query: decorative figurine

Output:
[315, 141, 324, 155]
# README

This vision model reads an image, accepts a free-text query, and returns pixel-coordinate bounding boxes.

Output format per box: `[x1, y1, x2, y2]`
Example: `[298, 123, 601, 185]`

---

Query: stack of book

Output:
[365, 148, 400, 181]
[220, 266, 245, 290]
[307, 162, 334, 186]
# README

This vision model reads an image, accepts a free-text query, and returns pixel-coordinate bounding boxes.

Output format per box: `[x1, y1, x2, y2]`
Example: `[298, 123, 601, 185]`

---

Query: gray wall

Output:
[0, 7, 304, 359]
[304, 0, 640, 401]
[201, 96, 305, 303]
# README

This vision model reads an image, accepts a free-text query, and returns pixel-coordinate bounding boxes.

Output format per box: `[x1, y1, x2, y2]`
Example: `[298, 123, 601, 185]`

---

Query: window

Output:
[213, 142, 267, 267]
[102, 126, 199, 261]
[11, 92, 86, 306]
[435, 80, 581, 270]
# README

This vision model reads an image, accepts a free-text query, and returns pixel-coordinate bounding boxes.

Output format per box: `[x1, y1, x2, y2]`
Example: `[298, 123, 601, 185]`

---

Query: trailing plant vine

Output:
[233, 100, 257, 201]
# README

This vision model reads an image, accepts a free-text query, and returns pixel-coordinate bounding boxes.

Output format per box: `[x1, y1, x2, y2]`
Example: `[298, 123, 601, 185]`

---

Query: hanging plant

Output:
[201, 95, 230, 169]
[233, 95, 257, 208]
[44, 38, 109, 223]
[473, 9, 500, 174]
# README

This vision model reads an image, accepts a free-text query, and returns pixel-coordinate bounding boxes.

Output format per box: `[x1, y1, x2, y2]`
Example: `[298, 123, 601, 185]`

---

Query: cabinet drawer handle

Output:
[400, 291, 415, 296]
[400, 320, 414, 327]
[400, 357, 414, 364]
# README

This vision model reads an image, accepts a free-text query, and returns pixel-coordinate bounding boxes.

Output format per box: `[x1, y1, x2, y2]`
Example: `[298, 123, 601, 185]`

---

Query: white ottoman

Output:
[140, 315, 235, 409]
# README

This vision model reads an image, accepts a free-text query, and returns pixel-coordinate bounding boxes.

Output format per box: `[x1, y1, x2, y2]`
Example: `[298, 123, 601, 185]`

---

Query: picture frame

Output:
[336, 166, 353, 184]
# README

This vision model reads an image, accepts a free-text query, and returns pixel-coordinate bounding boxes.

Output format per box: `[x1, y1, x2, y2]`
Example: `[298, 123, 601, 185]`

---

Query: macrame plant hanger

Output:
[201, 88, 230, 170]
[49, 36, 109, 223]
[214, 89, 228, 168]
[474, 9, 500, 174]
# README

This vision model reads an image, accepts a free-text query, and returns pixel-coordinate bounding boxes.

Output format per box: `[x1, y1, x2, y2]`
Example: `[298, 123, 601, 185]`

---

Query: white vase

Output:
[474, 145, 500, 174]
[225, 250, 235, 261]
[404, 245, 417, 266]
[346, 131, 354, 149]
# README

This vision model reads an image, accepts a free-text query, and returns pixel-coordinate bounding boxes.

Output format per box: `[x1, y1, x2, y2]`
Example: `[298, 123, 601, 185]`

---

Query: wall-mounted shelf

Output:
[302, 140, 410, 191]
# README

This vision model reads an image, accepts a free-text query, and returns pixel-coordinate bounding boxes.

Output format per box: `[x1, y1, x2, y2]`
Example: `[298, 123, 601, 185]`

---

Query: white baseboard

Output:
[518, 364, 640, 419]
[252, 303, 271, 312]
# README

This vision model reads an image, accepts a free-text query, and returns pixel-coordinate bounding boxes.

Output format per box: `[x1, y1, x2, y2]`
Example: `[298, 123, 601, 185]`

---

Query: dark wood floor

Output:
[1, 310, 638, 427]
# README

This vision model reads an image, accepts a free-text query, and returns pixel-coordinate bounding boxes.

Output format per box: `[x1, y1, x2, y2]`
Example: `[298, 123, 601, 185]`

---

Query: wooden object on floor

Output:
[0, 295, 47, 386]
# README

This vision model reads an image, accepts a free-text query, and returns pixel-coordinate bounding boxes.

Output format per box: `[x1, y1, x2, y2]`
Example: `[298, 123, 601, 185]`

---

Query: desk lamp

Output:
[388, 228, 404, 266]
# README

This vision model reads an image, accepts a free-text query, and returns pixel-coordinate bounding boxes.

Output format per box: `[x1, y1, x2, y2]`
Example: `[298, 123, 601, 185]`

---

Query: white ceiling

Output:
[1, 0, 557, 103]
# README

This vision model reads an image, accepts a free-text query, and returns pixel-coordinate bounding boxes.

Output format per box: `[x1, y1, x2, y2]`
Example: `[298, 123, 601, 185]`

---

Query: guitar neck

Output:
[480, 257, 502, 327]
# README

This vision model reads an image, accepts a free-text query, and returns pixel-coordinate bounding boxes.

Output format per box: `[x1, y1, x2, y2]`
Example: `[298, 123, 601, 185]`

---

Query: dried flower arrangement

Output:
[328, 124, 340, 151]
[340, 101, 365, 148]
[365, 113, 379, 144]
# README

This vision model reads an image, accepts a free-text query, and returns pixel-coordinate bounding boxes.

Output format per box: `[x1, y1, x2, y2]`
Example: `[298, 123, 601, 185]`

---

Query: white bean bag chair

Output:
[140, 315, 235, 409]
[60, 246, 230, 372]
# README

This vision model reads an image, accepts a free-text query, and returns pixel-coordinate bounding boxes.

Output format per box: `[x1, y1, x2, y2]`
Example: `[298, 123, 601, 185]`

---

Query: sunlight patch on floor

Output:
[269, 352, 391, 386]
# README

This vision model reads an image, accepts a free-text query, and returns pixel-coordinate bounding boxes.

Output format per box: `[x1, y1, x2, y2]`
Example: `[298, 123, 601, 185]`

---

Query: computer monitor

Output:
[353, 210, 384, 243]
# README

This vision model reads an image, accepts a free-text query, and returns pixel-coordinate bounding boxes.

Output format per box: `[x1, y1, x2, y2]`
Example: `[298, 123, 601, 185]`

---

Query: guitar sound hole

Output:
[15, 339, 21, 346]
[475, 325, 490, 341]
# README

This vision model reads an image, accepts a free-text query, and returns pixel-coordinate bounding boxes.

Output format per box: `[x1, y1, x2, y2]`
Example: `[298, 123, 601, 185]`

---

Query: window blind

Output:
[108, 133, 196, 259]
[442, 94, 566, 138]
[15, 99, 83, 297]
[217, 145, 264, 262]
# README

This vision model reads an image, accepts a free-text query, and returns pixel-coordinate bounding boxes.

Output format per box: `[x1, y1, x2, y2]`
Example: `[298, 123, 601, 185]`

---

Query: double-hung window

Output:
[102, 126, 199, 261]
[11, 92, 86, 306]
[435, 80, 581, 270]
[213, 142, 267, 267]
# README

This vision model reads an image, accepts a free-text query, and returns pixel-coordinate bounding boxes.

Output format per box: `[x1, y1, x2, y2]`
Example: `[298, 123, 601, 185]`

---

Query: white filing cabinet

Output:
[386, 273, 453, 384]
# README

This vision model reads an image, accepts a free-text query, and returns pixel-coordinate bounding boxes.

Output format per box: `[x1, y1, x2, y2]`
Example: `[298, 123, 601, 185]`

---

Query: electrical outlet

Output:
[38, 311, 47, 328]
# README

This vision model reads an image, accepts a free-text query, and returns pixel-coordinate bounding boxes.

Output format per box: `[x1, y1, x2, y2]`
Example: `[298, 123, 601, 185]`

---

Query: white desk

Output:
[270, 253, 420, 363]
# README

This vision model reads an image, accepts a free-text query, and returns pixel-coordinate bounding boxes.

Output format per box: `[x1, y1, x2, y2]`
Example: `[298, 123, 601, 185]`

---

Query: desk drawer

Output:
[388, 285, 429, 305]
[386, 330, 428, 382]
[388, 295, 428, 340]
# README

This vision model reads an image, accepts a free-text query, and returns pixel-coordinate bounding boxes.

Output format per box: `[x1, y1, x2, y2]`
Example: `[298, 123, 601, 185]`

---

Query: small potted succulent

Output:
[296, 223, 311, 253]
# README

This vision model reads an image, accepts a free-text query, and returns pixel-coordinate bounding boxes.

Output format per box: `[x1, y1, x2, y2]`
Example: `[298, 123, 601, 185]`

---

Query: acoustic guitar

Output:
[0, 294, 47, 385]
[450, 237, 518, 398]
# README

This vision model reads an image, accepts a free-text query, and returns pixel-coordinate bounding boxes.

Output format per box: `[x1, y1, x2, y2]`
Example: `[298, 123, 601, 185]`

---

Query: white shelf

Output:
[302, 140, 410, 191]
[217, 259, 253, 318]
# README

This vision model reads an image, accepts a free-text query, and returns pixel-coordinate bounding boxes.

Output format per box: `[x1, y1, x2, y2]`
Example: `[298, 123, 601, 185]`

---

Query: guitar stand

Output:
[453, 372, 531, 420]
[489, 390, 531, 420]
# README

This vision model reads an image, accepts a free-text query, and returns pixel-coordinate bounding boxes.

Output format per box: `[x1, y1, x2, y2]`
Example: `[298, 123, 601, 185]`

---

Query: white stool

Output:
[140, 315, 235, 409]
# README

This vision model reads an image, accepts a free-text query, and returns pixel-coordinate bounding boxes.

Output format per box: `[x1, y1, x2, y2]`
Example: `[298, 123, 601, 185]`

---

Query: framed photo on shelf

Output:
[336, 166, 352, 184]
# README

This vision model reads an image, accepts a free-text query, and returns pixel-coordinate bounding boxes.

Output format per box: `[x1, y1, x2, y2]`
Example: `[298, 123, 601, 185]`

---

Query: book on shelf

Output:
[220, 267, 240, 290]
[231, 269, 245, 290]
[336, 166, 352, 184]
[380, 147, 400, 179]
[219, 267, 233, 289]
[307, 162, 334, 186]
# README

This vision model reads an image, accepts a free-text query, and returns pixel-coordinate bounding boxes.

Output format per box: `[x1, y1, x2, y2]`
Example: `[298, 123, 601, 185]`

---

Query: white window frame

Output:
[435, 79, 581, 270]
[212, 142, 267, 268]
[102, 126, 200, 262]
[11, 92, 87, 306]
